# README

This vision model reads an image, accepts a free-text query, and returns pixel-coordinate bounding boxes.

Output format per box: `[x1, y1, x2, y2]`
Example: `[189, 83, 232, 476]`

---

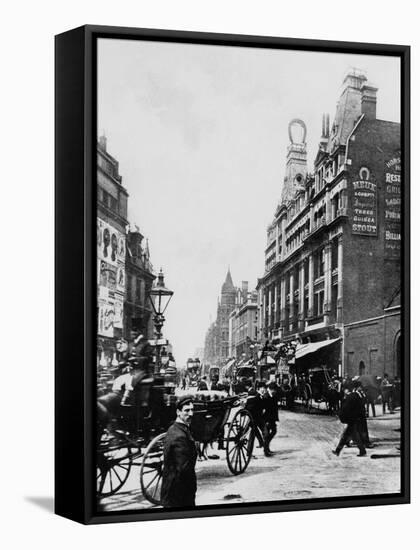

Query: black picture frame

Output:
[55, 24, 410, 525]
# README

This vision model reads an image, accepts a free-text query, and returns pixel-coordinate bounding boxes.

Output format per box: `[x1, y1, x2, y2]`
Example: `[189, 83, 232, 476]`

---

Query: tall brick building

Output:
[97, 136, 155, 368]
[257, 70, 401, 378]
[203, 270, 237, 366]
[228, 281, 258, 359]
[124, 227, 155, 342]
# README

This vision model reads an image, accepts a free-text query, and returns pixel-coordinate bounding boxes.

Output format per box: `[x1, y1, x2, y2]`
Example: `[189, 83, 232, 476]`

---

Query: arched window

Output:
[359, 361, 366, 375]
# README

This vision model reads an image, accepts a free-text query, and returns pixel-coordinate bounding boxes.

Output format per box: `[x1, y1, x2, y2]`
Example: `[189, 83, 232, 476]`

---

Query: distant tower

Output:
[220, 268, 236, 308]
[281, 118, 308, 204]
[214, 269, 237, 365]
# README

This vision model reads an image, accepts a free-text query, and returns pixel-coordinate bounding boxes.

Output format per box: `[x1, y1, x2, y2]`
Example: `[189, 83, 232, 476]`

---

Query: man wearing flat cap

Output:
[161, 395, 198, 508]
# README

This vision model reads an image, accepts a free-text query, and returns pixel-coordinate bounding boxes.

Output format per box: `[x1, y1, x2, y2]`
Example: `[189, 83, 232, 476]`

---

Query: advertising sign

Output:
[97, 218, 126, 268]
[351, 167, 377, 236]
[99, 260, 117, 291]
[114, 297, 124, 329]
[384, 155, 401, 259]
[97, 217, 126, 338]
[98, 297, 115, 337]
[116, 266, 126, 293]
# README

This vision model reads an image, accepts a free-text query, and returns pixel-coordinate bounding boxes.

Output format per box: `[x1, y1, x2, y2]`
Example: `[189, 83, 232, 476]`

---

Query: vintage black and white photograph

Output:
[95, 37, 403, 514]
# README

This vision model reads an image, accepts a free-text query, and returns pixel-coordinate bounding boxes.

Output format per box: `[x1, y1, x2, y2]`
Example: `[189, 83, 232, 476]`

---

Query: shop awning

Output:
[221, 358, 236, 377]
[295, 338, 341, 360]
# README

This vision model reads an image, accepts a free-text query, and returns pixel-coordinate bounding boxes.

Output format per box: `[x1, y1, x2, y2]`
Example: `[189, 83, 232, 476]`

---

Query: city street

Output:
[99, 406, 401, 512]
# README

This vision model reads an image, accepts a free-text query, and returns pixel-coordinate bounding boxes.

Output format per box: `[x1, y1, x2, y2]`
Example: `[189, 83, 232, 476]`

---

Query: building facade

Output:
[203, 322, 218, 366]
[97, 135, 129, 365]
[124, 227, 155, 342]
[203, 270, 237, 366]
[257, 70, 401, 378]
[97, 136, 156, 368]
[228, 281, 258, 359]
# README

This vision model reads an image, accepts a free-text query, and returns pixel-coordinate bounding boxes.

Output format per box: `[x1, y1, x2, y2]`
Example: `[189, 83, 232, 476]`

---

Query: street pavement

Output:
[99, 404, 401, 512]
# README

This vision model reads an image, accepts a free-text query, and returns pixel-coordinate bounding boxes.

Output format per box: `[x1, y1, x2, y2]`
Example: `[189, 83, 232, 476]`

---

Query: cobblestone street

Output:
[99, 406, 401, 512]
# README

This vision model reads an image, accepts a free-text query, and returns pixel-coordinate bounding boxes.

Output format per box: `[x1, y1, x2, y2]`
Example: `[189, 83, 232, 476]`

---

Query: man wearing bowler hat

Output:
[161, 395, 198, 508]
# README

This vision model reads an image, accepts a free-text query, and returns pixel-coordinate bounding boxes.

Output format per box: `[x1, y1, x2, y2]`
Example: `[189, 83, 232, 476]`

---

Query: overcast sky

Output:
[98, 38, 400, 365]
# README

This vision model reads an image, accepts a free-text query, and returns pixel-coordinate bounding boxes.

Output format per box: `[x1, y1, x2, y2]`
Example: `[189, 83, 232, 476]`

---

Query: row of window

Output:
[264, 281, 339, 329]
[266, 192, 346, 266]
[126, 275, 147, 304]
[98, 154, 119, 180]
[263, 239, 340, 314]
[98, 187, 119, 214]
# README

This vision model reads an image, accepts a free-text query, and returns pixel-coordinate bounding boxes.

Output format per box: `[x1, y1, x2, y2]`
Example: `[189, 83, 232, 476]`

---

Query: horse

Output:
[97, 368, 163, 445]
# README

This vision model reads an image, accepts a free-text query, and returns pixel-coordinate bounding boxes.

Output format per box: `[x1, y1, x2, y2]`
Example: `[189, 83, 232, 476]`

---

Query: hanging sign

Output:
[384, 155, 401, 259]
[351, 167, 377, 236]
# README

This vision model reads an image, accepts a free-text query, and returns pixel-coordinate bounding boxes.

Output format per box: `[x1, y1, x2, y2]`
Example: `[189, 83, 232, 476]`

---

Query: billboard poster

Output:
[351, 167, 377, 236]
[114, 296, 124, 328]
[97, 218, 126, 338]
[98, 297, 115, 337]
[97, 218, 126, 268]
[384, 155, 401, 259]
[99, 260, 117, 291]
[116, 266, 126, 293]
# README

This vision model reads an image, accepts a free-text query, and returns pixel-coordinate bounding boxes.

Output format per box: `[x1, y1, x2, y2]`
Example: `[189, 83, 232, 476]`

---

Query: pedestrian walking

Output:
[332, 380, 367, 457]
[250, 380, 268, 453]
[380, 373, 394, 414]
[357, 386, 374, 448]
[393, 376, 401, 409]
[161, 395, 197, 508]
[263, 381, 279, 456]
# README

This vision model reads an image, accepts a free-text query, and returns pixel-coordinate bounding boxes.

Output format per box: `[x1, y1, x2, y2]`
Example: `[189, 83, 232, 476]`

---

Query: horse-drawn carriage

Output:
[185, 358, 202, 388]
[232, 365, 257, 394]
[291, 366, 341, 413]
[208, 366, 220, 387]
[97, 361, 256, 505]
[140, 391, 255, 504]
[97, 354, 177, 499]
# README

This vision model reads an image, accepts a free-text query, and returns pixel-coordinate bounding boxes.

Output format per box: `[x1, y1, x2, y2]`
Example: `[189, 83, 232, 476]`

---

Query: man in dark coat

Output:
[332, 380, 367, 457]
[249, 380, 267, 453]
[263, 381, 279, 456]
[161, 396, 197, 508]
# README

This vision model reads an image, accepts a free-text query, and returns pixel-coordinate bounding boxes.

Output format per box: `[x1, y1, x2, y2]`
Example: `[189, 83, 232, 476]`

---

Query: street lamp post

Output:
[148, 269, 174, 374]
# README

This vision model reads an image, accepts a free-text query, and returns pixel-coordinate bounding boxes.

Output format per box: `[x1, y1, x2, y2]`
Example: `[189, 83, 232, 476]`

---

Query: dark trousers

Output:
[366, 399, 376, 417]
[255, 423, 265, 448]
[336, 420, 366, 455]
[359, 416, 371, 445]
[382, 392, 394, 414]
[263, 421, 277, 452]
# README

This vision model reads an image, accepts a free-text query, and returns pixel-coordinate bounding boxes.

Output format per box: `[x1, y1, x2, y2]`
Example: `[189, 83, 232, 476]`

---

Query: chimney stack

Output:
[99, 134, 107, 151]
[241, 281, 249, 299]
[325, 114, 330, 136]
[361, 83, 378, 119]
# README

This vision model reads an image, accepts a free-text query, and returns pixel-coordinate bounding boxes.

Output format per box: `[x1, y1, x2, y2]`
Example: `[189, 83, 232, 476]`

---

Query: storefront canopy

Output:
[221, 358, 236, 378]
[295, 338, 341, 360]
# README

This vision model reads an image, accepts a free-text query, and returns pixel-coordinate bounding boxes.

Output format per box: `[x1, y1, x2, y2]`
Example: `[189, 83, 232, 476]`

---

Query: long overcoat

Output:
[161, 421, 197, 508]
[338, 391, 365, 424]
[263, 393, 279, 423]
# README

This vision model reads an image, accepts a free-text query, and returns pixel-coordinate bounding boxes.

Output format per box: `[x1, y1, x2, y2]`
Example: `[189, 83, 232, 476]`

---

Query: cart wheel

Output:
[97, 433, 132, 498]
[140, 432, 165, 505]
[226, 409, 255, 475]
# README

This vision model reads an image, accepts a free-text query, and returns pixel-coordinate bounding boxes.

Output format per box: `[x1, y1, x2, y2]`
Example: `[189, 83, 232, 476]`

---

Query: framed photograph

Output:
[55, 25, 410, 524]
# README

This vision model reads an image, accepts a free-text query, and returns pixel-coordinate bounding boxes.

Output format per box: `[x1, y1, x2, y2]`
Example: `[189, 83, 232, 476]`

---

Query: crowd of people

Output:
[159, 371, 401, 508]
[98, 335, 401, 508]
